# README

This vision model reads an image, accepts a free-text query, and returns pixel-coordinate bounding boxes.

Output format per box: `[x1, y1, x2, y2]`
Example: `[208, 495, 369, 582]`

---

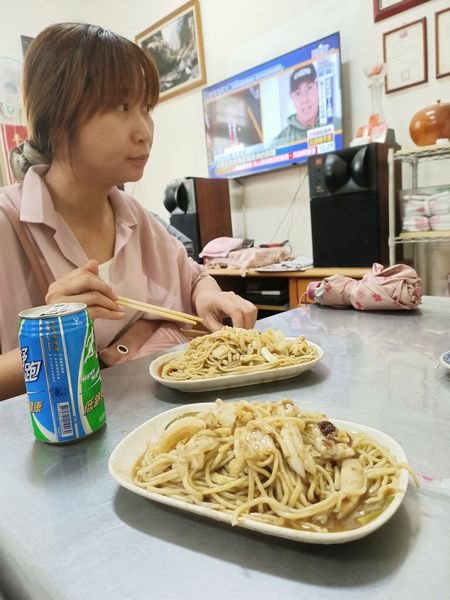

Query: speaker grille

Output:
[310, 192, 379, 267]
[170, 213, 201, 261]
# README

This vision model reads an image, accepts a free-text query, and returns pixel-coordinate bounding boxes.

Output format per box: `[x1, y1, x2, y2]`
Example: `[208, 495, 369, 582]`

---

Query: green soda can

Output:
[18, 303, 106, 443]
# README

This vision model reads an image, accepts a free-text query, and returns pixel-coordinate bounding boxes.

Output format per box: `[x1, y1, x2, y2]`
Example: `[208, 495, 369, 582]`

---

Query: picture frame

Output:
[435, 8, 450, 79]
[383, 18, 428, 93]
[0, 124, 28, 185]
[135, 0, 206, 103]
[20, 35, 34, 58]
[373, 0, 429, 23]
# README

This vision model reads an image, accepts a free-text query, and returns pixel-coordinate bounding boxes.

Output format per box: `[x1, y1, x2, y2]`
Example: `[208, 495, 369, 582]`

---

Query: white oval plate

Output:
[149, 340, 324, 392]
[108, 402, 410, 545]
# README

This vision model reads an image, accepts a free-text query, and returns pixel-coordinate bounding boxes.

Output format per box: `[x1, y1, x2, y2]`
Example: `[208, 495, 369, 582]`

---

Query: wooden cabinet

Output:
[207, 267, 368, 314]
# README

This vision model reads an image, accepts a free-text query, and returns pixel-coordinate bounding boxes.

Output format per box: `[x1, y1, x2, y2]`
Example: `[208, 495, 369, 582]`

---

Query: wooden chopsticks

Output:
[116, 296, 202, 326]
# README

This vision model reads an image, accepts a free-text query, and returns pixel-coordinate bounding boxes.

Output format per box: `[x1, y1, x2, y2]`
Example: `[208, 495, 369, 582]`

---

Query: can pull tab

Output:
[116, 344, 129, 355]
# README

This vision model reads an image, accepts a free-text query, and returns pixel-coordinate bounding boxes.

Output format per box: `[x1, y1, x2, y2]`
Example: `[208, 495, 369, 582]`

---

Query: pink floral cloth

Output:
[307, 263, 423, 311]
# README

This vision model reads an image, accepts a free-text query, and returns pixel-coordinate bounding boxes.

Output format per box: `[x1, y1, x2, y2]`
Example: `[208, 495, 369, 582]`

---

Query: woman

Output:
[0, 22, 257, 400]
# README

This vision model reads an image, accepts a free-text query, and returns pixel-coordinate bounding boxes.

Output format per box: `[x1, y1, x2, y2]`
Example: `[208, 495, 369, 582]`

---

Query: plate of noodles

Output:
[109, 399, 415, 544]
[149, 327, 324, 392]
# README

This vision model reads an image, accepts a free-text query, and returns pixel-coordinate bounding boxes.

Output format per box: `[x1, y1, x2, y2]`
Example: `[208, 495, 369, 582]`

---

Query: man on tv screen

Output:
[273, 64, 319, 143]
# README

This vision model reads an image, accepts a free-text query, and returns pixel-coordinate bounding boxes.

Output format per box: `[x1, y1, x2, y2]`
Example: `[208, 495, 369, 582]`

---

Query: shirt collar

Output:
[107, 185, 138, 229]
[20, 165, 58, 228]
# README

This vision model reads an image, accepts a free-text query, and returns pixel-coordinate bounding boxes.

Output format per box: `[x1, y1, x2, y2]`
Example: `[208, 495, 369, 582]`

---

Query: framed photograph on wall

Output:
[383, 18, 428, 93]
[0, 124, 28, 185]
[135, 0, 206, 102]
[435, 8, 450, 78]
[373, 0, 429, 23]
[20, 35, 34, 58]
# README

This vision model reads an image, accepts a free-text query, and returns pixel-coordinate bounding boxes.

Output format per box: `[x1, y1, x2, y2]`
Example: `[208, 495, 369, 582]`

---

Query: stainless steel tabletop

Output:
[1, 297, 449, 600]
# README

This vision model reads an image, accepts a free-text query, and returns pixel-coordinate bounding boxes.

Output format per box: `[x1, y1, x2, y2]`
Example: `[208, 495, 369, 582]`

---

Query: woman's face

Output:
[65, 101, 154, 186]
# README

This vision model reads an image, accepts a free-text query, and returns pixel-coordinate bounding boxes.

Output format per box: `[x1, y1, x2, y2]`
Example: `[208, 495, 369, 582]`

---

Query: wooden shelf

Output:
[254, 304, 289, 312]
[207, 267, 369, 279]
[208, 267, 368, 309]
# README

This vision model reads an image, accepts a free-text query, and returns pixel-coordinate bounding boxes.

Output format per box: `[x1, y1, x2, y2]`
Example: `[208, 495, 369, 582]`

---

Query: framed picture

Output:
[20, 35, 34, 58]
[373, 0, 429, 23]
[435, 8, 450, 78]
[383, 18, 428, 93]
[135, 0, 206, 102]
[0, 124, 28, 185]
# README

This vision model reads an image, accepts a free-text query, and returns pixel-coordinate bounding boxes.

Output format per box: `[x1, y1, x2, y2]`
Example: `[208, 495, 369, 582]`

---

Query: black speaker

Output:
[170, 213, 201, 259]
[308, 143, 395, 267]
[163, 177, 232, 262]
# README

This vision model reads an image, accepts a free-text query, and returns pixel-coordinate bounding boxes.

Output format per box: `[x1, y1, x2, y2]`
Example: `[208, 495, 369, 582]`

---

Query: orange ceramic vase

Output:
[409, 100, 450, 146]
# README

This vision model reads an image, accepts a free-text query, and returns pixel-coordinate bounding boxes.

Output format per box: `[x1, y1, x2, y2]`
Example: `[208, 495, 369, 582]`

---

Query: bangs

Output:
[77, 27, 160, 120]
[23, 23, 160, 153]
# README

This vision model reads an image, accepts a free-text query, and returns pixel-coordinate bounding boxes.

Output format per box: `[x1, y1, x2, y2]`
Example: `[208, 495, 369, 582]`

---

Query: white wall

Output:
[1, 0, 449, 279]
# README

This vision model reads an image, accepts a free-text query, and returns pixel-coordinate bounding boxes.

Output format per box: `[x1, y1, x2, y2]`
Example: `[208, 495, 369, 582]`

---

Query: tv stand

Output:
[207, 267, 368, 315]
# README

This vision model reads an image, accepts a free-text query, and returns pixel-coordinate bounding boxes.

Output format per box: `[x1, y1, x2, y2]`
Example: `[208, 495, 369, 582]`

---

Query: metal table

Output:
[1, 297, 449, 600]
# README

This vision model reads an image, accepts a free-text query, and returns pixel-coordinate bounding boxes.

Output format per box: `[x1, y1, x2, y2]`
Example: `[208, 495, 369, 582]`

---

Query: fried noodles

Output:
[133, 399, 416, 533]
[160, 327, 319, 381]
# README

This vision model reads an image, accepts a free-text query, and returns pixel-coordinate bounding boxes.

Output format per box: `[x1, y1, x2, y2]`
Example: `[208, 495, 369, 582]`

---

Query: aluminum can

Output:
[18, 303, 106, 443]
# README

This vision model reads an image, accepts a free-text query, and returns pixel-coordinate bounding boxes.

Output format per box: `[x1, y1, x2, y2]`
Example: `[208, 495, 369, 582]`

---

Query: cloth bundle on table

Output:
[306, 263, 423, 310]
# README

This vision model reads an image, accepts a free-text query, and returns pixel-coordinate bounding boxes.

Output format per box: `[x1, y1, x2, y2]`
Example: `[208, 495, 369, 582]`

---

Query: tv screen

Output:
[202, 32, 343, 179]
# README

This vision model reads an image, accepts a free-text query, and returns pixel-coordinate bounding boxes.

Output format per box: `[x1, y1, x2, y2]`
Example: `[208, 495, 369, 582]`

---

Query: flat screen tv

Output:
[202, 32, 343, 179]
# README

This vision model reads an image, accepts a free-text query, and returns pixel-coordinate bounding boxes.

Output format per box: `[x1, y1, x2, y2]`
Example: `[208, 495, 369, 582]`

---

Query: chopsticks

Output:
[116, 296, 202, 326]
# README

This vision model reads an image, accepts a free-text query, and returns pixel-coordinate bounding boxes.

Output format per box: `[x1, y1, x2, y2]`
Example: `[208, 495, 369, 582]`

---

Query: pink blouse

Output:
[0, 166, 210, 354]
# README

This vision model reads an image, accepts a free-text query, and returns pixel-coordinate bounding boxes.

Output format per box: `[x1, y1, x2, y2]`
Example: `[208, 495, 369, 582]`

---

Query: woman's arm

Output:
[0, 260, 126, 400]
[0, 348, 25, 401]
[192, 276, 257, 331]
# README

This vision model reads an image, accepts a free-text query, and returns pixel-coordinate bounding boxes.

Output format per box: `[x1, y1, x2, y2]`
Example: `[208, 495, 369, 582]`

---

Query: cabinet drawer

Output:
[297, 279, 316, 304]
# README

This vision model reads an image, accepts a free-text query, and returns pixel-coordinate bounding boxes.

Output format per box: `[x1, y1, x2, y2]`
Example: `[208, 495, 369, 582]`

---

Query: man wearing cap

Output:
[274, 63, 319, 143]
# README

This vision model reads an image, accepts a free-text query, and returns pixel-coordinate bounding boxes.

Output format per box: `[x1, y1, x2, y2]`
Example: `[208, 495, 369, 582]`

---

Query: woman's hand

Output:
[0, 349, 25, 401]
[45, 259, 125, 321]
[194, 288, 257, 331]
